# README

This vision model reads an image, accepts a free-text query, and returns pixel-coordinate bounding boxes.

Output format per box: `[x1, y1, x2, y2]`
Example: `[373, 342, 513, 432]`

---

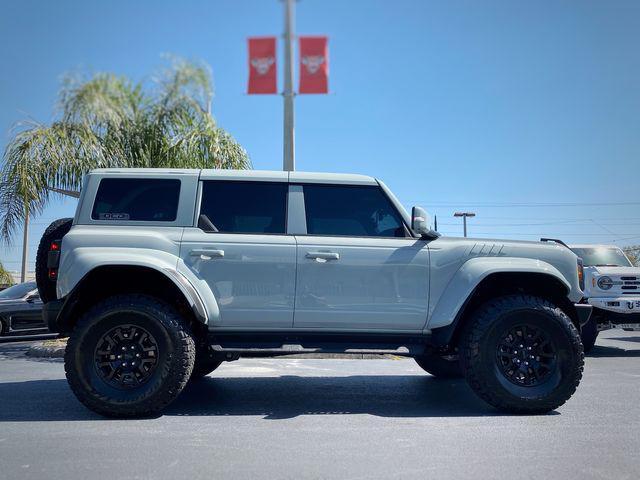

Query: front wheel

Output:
[65, 295, 195, 417]
[460, 295, 584, 414]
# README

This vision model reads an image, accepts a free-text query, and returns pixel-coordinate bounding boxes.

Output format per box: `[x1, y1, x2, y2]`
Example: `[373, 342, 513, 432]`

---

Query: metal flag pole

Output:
[282, 0, 295, 171]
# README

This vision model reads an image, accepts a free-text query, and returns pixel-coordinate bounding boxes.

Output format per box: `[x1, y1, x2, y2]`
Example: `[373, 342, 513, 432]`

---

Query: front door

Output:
[293, 184, 430, 331]
[179, 179, 296, 328]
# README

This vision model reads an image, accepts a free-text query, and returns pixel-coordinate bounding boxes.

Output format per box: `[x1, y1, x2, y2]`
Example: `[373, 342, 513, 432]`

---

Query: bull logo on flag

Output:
[299, 36, 329, 94]
[251, 57, 275, 76]
[247, 37, 277, 94]
[301, 55, 325, 75]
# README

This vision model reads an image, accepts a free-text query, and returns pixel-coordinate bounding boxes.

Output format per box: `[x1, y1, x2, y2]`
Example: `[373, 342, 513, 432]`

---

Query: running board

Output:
[210, 342, 427, 357]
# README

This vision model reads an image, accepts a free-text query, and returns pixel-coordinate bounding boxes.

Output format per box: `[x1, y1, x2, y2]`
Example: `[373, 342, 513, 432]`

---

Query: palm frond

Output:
[0, 261, 13, 285]
[0, 55, 250, 244]
[624, 245, 640, 266]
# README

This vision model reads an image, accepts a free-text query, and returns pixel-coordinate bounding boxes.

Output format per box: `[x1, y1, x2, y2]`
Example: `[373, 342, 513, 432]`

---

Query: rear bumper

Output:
[42, 299, 64, 333]
[574, 303, 593, 327]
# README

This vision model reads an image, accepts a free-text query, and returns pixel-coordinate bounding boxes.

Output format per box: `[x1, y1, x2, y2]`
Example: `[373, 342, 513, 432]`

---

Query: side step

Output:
[210, 342, 427, 357]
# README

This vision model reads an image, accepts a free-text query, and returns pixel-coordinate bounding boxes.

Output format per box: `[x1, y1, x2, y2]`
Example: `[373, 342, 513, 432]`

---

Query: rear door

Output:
[179, 177, 296, 328]
[292, 183, 430, 331]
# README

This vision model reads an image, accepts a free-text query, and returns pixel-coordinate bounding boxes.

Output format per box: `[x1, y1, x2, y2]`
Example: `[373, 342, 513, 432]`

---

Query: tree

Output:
[0, 56, 250, 247]
[623, 245, 640, 266]
[0, 261, 13, 286]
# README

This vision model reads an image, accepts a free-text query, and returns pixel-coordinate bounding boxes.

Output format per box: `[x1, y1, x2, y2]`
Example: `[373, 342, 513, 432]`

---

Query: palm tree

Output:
[624, 245, 640, 266]
[0, 261, 13, 286]
[0, 56, 250, 275]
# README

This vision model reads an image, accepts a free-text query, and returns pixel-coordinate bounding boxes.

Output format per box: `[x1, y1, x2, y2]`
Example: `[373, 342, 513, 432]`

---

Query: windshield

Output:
[0, 282, 36, 300]
[571, 247, 633, 267]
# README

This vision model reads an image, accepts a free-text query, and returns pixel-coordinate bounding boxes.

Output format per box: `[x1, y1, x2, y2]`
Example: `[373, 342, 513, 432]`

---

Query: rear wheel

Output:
[414, 352, 462, 378]
[580, 315, 599, 354]
[65, 294, 195, 417]
[460, 294, 584, 414]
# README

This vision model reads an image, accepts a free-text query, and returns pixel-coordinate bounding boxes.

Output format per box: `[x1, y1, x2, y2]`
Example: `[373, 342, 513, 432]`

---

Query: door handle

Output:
[306, 251, 340, 261]
[190, 249, 225, 259]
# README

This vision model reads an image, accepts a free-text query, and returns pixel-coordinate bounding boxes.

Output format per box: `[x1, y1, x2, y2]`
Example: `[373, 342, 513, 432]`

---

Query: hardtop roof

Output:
[88, 168, 378, 185]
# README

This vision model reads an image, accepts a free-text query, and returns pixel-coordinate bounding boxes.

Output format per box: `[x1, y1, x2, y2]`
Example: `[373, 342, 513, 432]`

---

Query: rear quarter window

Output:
[92, 178, 181, 222]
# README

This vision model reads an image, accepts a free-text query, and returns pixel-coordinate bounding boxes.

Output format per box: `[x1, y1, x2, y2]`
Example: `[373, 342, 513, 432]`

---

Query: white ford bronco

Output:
[38, 169, 591, 417]
[569, 244, 640, 352]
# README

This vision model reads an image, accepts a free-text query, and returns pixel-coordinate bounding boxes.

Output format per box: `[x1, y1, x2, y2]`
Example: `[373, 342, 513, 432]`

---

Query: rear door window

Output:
[92, 178, 181, 221]
[199, 181, 287, 234]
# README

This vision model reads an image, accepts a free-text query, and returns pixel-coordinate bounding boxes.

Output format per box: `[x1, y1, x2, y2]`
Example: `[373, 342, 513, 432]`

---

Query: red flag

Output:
[299, 36, 329, 94]
[248, 37, 277, 94]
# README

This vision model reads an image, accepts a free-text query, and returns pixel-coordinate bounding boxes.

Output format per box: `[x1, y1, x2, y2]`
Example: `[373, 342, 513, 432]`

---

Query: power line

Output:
[410, 200, 640, 208]
[436, 231, 638, 236]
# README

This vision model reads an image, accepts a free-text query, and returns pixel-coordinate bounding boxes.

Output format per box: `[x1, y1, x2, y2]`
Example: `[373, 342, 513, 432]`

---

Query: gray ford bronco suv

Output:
[38, 169, 591, 417]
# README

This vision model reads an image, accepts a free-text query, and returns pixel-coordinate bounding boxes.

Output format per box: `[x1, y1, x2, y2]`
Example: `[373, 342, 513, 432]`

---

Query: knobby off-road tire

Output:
[580, 315, 599, 354]
[190, 342, 223, 381]
[460, 294, 584, 414]
[65, 295, 195, 417]
[414, 352, 463, 378]
[35, 218, 72, 303]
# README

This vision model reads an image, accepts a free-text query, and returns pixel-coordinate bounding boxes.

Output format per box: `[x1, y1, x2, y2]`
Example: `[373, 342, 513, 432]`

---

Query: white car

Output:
[570, 244, 640, 352]
[37, 169, 590, 417]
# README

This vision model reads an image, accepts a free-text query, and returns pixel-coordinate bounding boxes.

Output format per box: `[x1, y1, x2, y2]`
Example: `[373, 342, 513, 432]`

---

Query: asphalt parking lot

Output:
[0, 330, 638, 480]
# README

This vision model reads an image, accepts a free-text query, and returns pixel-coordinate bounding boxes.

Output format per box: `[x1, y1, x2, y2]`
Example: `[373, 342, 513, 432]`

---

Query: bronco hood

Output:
[585, 265, 640, 276]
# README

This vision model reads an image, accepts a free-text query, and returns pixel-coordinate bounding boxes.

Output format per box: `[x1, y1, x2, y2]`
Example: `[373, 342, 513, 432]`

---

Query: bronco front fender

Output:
[426, 256, 573, 331]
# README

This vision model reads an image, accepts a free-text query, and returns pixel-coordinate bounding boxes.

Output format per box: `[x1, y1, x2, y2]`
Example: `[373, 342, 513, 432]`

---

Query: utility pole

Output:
[282, 0, 295, 171]
[20, 208, 29, 282]
[454, 212, 475, 238]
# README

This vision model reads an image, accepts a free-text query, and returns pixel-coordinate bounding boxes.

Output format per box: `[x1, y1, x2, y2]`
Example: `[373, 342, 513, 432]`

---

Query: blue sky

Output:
[2, 0, 640, 274]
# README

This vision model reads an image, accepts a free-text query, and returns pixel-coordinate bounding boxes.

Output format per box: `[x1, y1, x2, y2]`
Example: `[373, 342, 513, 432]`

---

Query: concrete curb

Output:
[26, 341, 66, 358]
[262, 353, 406, 360]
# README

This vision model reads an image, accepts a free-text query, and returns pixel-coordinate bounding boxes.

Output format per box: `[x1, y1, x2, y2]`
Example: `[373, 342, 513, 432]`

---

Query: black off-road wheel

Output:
[414, 352, 462, 378]
[190, 343, 223, 381]
[35, 218, 72, 303]
[65, 295, 195, 418]
[460, 294, 584, 414]
[580, 315, 599, 354]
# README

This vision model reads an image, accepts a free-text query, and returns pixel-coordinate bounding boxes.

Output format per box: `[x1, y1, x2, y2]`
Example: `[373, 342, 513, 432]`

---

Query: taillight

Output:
[577, 258, 585, 291]
[47, 240, 62, 280]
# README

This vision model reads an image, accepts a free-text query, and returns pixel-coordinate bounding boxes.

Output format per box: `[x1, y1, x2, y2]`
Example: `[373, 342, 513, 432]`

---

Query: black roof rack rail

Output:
[540, 238, 570, 249]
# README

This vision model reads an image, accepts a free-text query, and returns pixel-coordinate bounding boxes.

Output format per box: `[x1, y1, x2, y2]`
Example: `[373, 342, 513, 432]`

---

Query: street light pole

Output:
[20, 207, 29, 283]
[282, 0, 295, 171]
[454, 212, 476, 238]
